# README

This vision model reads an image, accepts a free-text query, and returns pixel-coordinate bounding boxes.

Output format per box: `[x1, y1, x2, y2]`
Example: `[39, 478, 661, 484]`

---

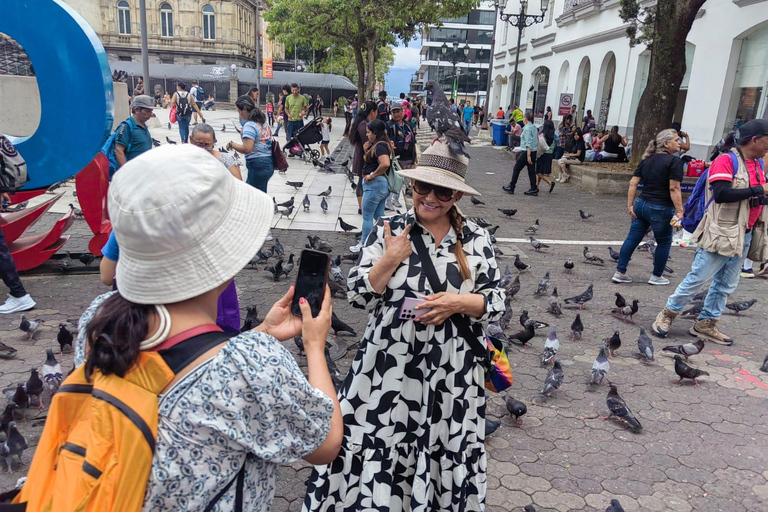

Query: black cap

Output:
[739, 119, 768, 141]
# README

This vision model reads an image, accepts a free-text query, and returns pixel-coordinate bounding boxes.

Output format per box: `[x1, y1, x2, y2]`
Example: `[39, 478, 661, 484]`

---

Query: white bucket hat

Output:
[397, 140, 480, 196]
[109, 144, 274, 304]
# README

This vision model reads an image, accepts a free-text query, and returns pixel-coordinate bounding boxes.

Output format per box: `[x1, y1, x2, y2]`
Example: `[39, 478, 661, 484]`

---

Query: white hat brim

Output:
[116, 179, 274, 305]
[397, 166, 480, 196]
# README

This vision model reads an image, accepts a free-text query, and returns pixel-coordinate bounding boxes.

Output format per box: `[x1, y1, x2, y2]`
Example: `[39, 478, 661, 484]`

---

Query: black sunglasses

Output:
[411, 181, 455, 202]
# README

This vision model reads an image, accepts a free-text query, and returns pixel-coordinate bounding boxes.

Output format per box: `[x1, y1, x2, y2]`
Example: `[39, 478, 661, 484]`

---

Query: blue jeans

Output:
[245, 157, 274, 193]
[361, 176, 389, 244]
[273, 123, 282, 137]
[463, 119, 471, 134]
[286, 120, 304, 140]
[178, 115, 191, 143]
[666, 230, 752, 320]
[617, 197, 675, 277]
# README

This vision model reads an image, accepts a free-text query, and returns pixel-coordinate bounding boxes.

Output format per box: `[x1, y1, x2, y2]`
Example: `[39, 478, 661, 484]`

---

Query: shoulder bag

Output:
[374, 141, 405, 195]
[271, 139, 289, 172]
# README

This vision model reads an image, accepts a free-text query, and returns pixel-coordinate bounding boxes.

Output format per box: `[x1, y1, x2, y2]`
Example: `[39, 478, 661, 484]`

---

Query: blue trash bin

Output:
[491, 120, 509, 147]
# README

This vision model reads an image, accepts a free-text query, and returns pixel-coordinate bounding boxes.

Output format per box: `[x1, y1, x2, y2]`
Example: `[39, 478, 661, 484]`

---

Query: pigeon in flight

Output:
[424, 80, 470, 158]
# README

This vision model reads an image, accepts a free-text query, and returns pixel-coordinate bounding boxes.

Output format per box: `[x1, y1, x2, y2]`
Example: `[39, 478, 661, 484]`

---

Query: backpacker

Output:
[196, 86, 205, 100]
[0, 134, 29, 191]
[682, 152, 763, 233]
[100, 118, 136, 179]
[177, 91, 192, 116]
[6, 329, 239, 512]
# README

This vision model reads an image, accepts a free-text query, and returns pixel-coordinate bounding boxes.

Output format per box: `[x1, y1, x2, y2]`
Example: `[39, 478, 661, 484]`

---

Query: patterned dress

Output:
[75, 292, 334, 512]
[303, 211, 505, 511]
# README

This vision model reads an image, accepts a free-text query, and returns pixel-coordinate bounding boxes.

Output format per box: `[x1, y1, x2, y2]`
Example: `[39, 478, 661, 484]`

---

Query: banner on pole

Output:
[263, 38, 273, 79]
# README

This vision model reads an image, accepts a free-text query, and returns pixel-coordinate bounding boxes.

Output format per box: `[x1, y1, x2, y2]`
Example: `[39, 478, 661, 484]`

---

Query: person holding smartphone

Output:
[303, 141, 506, 511]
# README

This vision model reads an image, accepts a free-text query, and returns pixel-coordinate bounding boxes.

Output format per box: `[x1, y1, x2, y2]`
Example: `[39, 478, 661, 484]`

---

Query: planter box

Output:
[567, 164, 699, 196]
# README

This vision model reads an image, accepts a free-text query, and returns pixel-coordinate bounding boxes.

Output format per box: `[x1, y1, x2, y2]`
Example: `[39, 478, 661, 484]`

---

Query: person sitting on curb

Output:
[651, 119, 768, 345]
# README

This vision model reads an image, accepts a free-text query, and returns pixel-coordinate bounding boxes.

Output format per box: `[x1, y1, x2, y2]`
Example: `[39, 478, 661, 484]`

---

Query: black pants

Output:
[0, 228, 26, 297]
[343, 113, 352, 135]
[509, 152, 537, 192]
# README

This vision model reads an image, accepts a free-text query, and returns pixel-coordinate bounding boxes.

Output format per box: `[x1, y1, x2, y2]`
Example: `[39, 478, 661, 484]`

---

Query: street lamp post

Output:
[496, 0, 548, 110]
[441, 40, 470, 100]
[475, 69, 481, 105]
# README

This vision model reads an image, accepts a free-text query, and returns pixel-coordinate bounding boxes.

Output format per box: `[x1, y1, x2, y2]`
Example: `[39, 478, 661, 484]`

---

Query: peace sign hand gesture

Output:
[382, 221, 413, 265]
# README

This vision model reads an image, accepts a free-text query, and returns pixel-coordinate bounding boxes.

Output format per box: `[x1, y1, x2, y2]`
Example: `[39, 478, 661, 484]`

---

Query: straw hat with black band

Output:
[397, 140, 480, 196]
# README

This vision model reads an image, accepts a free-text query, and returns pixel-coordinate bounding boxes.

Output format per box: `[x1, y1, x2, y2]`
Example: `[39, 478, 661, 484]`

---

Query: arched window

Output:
[202, 5, 215, 40]
[117, 1, 131, 35]
[160, 3, 173, 38]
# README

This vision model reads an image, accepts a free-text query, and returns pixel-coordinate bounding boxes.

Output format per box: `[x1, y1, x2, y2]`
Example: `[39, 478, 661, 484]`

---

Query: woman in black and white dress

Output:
[303, 141, 506, 511]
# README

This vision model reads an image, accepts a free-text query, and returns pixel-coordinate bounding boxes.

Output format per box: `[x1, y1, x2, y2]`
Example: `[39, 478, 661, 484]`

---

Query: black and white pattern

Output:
[303, 210, 505, 511]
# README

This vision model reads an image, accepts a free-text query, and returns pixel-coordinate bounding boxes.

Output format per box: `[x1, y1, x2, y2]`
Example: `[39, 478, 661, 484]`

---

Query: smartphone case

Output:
[398, 297, 430, 320]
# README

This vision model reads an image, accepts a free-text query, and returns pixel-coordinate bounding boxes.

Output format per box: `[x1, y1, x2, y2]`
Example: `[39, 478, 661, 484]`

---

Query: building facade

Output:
[487, 0, 768, 159]
[62, 0, 284, 68]
[413, 1, 496, 105]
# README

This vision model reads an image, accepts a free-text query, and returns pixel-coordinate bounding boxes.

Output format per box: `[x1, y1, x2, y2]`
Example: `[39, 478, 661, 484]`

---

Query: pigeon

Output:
[664, 264, 674, 274]
[487, 225, 500, 236]
[608, 246, 620, 261]
[486, 322, 508, 343]
[0, 404, 15, 433]
[423, 80, 470, 158]
[637, 326, 654, 361]
[498, 300, 514, 331]
[325, 345, 344, 392]
[605, 499, 626, 512]
[167, 122, 172, 129]
[674, 355, 709, 386]
[275, 197, 294, 209]
[583, 246, 604, 264]
[330, 256, 345, 284]
[277, 205, 294, 218]
[507, 274, 521, 300]
[508, 321, 535, 347]
[680, 303, 704, 317]
[318, 186, 332, 197]
[468, 217, 491, 228]
[328, 278, 346, 298]
[240, 306, 258, 332]
[579, 210, 593, 220]
[564, 284, 594, 309]
[165, 136, 177, 145]
[605, 383, 642, 432]
[2, 422, 28, 472]
[470, 196, 485, 206]
[547, 287, 562, 317]
[293, 334, 305, 356]
[570, 314, 584, 340]
[540, 325, 559, 366]
[42, 349, 63, 391]
[612, 299, 639, 323]
[312, 159, 320, 167]
[282, 253, 295, 276]
[152, 138, 162, 147]
[498, 265, 514, 289]
[760, 354, 768, 373]
[605, 331, 622, 358]
[615, 292, 627, 309]
[57, 324, 74, 354]
[524, 507, 536, 512]
[505, 396, 527, 426]
[302, 194, 311, 211]
[524, 219, 540, 235]
[589, 346, 610, 386]
[0, 342, 17, 360]
[11, 385, 28, 410]
[273, 238, 285, 257]
[529, 236, 549, 252]
[221, 124, 226, 133]
[331, 313, 356, 336]
[266, 259, 284, 281]
[564, 258, 574, 273]
[514, 254, 530, 272]
[25, 370, 44, 409]
[340, 253, 359, 262]
[337, 217, 358, 233]
[68, 203, 84, 218]
[662, 339, 705, 361]
[484, 418, 501, 437]
[519, 310, 548, 330]
[692, 290, 707, 302]
[540, 357, 564, 396]
[321, 197, 328, 213]
[498, 208, 517, 217]
[19, 316, 42, 340]
[288, 181, 304, 190]
[534, 271, 550, 297]
[307, 235, 333, 253]
[726, 299, 757, 314]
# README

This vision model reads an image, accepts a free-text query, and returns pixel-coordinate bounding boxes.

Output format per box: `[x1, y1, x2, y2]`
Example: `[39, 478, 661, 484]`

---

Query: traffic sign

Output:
[559, 93, 573, 116]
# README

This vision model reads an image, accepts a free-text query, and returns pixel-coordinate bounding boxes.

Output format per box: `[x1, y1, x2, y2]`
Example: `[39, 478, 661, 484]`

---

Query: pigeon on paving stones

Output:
[487, 322, 508, 343]
[605, 383, 642, 432]
[692, 290, 707, 302]
[469, 217, 491, 228]
[79, 253, 95, 266]
[337, 217, 358, 233]
[68, 204, 83, 218]
[605, 331, 622, 358]
[0, 342, 16, 360]
[760, 354, 768, 373]
[674, 355, 709, 386]
[0, 404, 15, 433]
[519, 310, 548, 329]
[266, 259, 284, 281]
[505, 396, 527, 426]
[524, 506, 536, 512]
[725, 299, 757, 315]
[282, 254, 295, 276]
[508, 321, 536, 348]
[612, 299, 639, 323]
[540, 357, 564, 397]
[241, 306, 257, 332]
[605, 499, 626, 512]
[11, 385, 28, 410]
[547, 287, 563, 317]
[275, 197, 294, 209]
[589, 346, 610, 386]
[470, 196, 485, 206]
[514, 254, 530, 272]
[57, 324, 73, 354]
[637, 326, 654, 361]
[564, 258, 574, 273]
[294, 335, 305, 356]
[273, 238, 285, 257]
[615, 292, 627, 309]
[534, 271, 551, 297]
[529, 236, 549, 252]
[331, 313, 357, 337]
[564, 284, 594, 309]
[498, 301, 514, 331]
[507, 274, 521, 299]
[487, 225, 500, 236]
[680, 303, 704, 317]
[608, 246, 620, 261]
[570, 314, 584, 340]
[2, 422, 28, 473]
[25, 370, 44, 409]
[288, 181, 304, 190]
[498, 265, 514, 289]
[165, 136, 177, 145]
[340, 253, 359, 262]
[423, 80, 470, 158]
[498, 208, 517, 217]
[321, 196, 328, 213]
[307, 236, 333, 253]
[330, 256, 345, 284]
[318, 186, 332, 197]
[524, 219, 540, 235]
[540, 325, 560, 366]
[302, 194, 311, 211]
[662, 339, 704, 361]
[483, 418, 501, 438]
[277, 205, 294, 219]
[328, 279, 346, 298]
[42, 348, 63, 392]
[579, 210, 594, 220]
[19, 316, 42, 341]
[583, 246, 605, 264]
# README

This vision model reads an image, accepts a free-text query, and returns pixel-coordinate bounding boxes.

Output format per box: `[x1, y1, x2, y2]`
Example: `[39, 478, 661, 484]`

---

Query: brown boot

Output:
[689, 318, 733, 346]
[651, 307, 678, 338]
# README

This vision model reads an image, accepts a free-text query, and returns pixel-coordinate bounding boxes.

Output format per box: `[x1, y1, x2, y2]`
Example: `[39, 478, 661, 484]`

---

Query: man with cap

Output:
[377, 90, 390, 122]
[386, 100, 417, 209]
[652, 119, 768, 345]
[114, 94, 155, 169]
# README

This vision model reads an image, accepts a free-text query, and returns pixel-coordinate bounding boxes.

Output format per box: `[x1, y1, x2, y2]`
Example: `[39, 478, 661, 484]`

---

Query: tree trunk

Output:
[365, 39, 377, 100]
[353, 45, 366, 99]
[629, 0, 705, 166]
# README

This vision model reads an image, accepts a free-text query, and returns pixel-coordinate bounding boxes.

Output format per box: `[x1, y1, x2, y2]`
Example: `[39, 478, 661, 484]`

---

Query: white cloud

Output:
[391, 45, 422, 70]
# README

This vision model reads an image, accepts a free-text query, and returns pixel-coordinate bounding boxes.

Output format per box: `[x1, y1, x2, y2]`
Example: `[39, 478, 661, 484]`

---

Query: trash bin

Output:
[491, 119, 508, 147]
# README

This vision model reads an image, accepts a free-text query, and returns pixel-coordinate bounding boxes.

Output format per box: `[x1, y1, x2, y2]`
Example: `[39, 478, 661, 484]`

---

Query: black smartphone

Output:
[291, 249, 331, 317]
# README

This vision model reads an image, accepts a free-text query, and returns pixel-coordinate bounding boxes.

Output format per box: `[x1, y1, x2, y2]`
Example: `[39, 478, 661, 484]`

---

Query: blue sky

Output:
[384, 38, 423, 97]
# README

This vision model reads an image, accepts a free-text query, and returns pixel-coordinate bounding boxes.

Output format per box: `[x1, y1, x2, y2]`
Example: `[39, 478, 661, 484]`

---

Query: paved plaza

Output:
[2, 115, 768, 511]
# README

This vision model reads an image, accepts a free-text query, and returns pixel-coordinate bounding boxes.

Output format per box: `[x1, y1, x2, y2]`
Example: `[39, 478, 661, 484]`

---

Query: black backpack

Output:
[177, 92, 192, 116]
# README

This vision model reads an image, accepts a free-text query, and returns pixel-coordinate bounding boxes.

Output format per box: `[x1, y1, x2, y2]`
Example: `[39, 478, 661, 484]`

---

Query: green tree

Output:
[264, 0, 479, 98]
[314, 45, 394, 88]
[619, 0, 706, 165]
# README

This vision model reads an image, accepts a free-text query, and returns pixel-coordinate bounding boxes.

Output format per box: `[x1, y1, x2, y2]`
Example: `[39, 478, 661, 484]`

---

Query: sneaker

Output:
[265, 231, 273, 242]
[385, 202, 394, 211]
[757, 262, 768, 277]
[740, 268, 755, 278]
[0, 294, 36, 314]
[391, 198, 403, 208]
[689, 318, 733, 346]
[612, 271, 632, 283]
[502, 185, 514, 194]
[523, 189, 539, 196]
[648, 275, 670, 285]
[349, 243, 363, 254]
[651, 307, 678, 338]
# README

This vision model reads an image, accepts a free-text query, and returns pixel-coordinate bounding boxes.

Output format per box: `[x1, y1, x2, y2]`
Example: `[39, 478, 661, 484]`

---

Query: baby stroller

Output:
[285, 118, 323, 163]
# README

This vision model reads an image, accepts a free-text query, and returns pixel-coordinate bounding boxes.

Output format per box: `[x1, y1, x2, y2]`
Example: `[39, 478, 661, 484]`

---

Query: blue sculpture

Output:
[1, 0, 114, 189]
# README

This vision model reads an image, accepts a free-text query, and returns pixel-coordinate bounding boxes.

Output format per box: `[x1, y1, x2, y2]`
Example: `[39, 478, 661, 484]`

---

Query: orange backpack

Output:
[5, 330, 232, 512]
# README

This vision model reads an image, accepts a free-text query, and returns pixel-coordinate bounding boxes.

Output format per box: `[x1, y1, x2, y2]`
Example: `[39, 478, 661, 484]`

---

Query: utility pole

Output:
[255, 0, 261, 94]
[139, 0, 149, 90]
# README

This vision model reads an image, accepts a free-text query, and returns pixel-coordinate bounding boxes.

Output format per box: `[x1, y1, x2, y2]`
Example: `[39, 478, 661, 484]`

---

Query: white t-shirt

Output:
[189, 87, 198, 103]
[321, 121, 330, 141]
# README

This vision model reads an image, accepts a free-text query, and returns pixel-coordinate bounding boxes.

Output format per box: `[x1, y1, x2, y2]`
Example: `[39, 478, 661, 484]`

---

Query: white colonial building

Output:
[487, 0, 768, 159]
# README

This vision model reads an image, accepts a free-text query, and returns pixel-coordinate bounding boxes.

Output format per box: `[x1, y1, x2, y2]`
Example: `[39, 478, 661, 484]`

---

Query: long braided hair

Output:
[447, 205, 471, 281]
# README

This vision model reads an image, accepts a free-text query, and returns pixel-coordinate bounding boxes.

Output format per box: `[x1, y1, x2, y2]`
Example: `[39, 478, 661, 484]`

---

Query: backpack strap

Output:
[158, 330, 233, 374]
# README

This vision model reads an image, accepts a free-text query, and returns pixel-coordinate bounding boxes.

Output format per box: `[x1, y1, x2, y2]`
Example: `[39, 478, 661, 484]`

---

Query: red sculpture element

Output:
[0, 194, 61, 243]
[10, 208, 74, 271]
[7, 189, 46, 205]
[75, 152, 112, 256]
